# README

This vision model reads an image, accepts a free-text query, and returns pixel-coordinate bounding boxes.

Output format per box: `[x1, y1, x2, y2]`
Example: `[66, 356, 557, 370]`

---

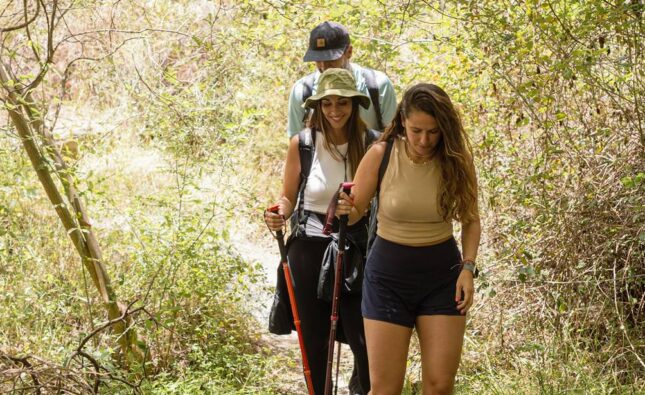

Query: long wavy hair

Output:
[307, 97, 368, 178]
[381, 83, 479, 223]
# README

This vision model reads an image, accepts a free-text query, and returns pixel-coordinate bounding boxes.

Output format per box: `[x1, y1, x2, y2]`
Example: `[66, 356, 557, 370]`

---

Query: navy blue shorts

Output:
[361, 236, 463, 328]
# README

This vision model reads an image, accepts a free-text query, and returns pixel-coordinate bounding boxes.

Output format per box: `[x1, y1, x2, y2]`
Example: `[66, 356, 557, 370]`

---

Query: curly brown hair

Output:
[381, 83, 479, 223]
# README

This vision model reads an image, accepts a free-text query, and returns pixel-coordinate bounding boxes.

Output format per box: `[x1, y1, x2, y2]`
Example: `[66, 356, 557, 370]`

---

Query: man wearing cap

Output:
[286, 21, 397, 138]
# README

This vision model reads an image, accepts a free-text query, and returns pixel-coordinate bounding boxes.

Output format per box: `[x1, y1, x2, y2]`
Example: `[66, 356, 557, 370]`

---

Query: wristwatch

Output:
[461, 260, 479, 278]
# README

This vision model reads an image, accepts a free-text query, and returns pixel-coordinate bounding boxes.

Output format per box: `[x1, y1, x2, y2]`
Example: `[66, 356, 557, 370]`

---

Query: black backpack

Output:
[301, 68, 384, 131]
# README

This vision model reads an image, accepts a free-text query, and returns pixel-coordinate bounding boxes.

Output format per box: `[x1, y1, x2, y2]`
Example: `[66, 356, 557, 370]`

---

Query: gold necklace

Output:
[404, 139, 432, 165]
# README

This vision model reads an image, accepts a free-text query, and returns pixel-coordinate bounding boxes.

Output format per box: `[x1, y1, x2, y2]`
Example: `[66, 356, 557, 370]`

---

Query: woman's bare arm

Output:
[265, 135, 300, 230]
[338, 141, 386, 225]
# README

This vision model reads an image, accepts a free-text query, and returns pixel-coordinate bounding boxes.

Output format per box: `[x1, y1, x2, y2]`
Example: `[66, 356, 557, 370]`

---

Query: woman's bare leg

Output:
[364, 318, 413, 395]
[415, 315, 466, 395]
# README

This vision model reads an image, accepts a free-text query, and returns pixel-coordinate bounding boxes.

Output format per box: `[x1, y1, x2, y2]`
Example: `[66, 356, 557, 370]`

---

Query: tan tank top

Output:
[377, 137, 453, 246]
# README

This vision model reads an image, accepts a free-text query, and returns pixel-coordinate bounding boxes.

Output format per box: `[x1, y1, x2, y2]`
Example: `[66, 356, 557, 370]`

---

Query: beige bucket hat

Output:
[303, 68, 371, 110]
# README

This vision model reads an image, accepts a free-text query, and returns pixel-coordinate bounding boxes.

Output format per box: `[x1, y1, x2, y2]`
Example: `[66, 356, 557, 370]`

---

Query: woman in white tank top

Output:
[336, 83, 482, 394]
[264, 68, 375, 394]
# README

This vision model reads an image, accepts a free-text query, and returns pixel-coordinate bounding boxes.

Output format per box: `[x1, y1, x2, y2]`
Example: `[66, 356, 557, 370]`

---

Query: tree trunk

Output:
[0, 62, 144, 366]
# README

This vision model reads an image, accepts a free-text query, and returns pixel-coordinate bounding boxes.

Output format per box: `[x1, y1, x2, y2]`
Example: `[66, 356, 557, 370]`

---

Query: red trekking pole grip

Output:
[341, 181, 354, 192]
[266, 204, 286, 251]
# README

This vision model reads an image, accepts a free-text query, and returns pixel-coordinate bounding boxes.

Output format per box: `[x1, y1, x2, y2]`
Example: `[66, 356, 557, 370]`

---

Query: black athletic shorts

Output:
[361, 236, 463, 328]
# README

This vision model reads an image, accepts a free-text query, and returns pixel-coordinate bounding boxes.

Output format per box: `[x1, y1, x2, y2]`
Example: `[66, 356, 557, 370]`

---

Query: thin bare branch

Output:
[0, 0, 40, 33]
[24, 0, 42, 64]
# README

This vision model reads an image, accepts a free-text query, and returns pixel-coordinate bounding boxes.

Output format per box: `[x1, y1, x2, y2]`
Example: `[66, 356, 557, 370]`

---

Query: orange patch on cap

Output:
[316, 38, 326, 48]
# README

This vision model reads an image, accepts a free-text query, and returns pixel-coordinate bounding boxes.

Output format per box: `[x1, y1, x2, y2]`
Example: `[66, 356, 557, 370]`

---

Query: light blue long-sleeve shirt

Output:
[286, 63, 397, 137]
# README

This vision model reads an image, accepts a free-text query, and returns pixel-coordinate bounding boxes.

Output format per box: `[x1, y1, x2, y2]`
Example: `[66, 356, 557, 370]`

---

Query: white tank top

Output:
[303, 131, 351, 214]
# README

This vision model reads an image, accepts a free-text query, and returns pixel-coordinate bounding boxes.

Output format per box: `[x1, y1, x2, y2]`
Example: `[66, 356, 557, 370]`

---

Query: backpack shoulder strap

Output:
[377, 138, 394, 193]
[297, 129, 317, 205]
[366, 137, 392, 256]
[301, 72, 316, 103]
[298, 128, 315, 177]
[364, 129, 381, 148]
[361, 68, 384, 131]
[301, 73, 317, 124]
[291, 128, 317, 235]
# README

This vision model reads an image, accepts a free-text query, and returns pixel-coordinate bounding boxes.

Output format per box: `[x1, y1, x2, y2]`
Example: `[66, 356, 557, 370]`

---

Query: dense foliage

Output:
[1, 0, 642, 393]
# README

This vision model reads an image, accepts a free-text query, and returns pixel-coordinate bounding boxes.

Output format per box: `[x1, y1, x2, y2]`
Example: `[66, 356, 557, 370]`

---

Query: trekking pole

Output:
[266, 205, 314, 395]
[323, 182, 354, 395]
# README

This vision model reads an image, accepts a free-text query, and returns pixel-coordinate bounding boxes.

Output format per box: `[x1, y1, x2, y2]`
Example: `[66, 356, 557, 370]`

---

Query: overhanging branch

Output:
[0, 0, 40, 33]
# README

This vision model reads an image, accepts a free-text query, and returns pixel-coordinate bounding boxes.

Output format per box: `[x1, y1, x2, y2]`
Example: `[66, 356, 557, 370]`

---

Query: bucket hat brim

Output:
[303, 88, 371, 110]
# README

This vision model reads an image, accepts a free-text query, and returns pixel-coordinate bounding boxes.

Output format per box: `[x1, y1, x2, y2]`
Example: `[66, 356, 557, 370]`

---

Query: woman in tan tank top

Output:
[336, 83, 481, 394]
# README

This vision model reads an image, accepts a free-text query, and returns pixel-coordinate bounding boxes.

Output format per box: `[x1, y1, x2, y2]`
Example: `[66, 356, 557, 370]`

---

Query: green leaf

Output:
[620, 176, 635, 188]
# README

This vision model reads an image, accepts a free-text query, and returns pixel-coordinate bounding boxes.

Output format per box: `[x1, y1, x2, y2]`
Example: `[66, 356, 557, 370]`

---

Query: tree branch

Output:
[20, 0, 57, 93]
[0, 0, 40, 33]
